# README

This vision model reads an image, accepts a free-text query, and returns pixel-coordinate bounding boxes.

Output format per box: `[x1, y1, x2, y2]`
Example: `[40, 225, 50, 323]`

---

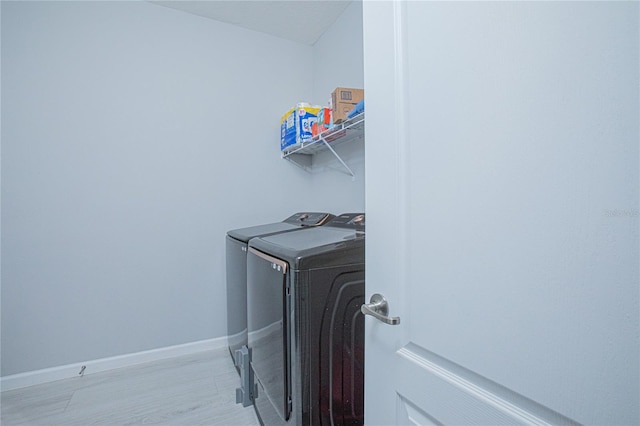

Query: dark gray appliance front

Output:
[225, 212, 333, 370]
[246, 213, 365, 426]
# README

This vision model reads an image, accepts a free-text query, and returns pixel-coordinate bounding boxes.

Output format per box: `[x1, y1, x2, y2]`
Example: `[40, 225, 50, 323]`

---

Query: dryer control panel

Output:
[327, 213, 365, 230]
[283, 212, 333, 227]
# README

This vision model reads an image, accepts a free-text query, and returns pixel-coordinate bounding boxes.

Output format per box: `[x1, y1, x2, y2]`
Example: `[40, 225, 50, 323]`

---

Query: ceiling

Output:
[149, 1, 353, 46]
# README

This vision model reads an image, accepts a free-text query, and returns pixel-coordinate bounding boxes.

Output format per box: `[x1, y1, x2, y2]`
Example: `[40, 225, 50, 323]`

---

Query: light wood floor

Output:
[1, 348, 259, 425]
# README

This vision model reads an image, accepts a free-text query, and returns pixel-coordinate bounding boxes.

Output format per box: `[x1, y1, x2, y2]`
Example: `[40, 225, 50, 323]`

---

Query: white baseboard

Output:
[0, 337, 227, 392]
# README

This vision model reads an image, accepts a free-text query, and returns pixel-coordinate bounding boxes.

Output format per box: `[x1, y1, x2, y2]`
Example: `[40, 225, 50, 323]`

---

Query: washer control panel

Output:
[284, 212, 333, 227]
[327, 213, 365, 230]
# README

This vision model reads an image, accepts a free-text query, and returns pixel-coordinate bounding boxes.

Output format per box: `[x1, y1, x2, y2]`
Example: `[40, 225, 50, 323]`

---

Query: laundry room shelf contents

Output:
[281, 112, 364, 177]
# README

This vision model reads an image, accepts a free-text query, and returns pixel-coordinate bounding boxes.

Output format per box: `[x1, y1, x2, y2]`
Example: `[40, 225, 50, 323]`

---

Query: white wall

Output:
[1, 0, 364, 377]
[308, 0, 365, 211]
[312, 1, 364, 108]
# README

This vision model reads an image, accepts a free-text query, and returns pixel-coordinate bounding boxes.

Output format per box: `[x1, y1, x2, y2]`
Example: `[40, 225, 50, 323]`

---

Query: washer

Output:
[226, 213, 333, 369]
[246, 213, 365, 425]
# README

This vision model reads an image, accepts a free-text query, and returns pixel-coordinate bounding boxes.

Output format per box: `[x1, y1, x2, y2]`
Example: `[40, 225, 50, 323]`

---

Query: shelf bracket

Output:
[317, 137, 355, 177]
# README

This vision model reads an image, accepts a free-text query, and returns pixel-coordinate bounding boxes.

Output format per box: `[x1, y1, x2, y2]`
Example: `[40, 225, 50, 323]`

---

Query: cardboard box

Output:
[280, 103, 321, 150]
[331, 87, 364, 123]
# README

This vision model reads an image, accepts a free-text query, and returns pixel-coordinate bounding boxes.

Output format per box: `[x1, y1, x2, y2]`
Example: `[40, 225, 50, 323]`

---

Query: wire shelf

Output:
[281, 113, 364, 176]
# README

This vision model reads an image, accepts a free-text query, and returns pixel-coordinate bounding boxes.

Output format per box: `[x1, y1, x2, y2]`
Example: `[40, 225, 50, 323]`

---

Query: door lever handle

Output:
[361, 293, 400, 325]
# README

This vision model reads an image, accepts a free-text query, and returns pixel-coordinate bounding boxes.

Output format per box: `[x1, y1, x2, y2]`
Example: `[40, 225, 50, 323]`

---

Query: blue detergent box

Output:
[280, 103, 321, 151]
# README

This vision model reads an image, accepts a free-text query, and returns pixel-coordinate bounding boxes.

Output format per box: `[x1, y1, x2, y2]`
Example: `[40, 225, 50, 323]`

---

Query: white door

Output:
[363, 1, 639, 425]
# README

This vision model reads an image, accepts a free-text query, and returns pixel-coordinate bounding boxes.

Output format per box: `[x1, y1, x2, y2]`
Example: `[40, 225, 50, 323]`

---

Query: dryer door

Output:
[247, 247, 291, 422]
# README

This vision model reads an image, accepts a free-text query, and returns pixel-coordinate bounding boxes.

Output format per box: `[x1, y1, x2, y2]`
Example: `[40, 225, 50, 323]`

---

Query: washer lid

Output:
[248, 224, 364, 269]
[227, 212, 333, 243]
[227, 222, 300, 243]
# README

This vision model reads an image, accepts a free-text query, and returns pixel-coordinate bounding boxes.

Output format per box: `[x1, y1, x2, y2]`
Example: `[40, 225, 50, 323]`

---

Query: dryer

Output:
[246, 213, 365, 425]
[226, 212, 333, 370]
